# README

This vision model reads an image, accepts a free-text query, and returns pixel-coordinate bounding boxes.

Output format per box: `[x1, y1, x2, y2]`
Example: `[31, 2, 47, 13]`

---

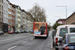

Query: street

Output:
[0, 31, 54, 50]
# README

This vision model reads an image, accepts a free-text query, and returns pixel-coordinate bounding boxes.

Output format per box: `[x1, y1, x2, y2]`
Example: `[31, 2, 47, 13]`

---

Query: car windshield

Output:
[69, 35, 75, 44]
[59, 28, 68, 37]
[70, 28, 75, 33]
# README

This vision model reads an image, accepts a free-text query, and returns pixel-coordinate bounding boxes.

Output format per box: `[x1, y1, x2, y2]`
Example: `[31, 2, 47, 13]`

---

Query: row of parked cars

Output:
[9, 30, 32, 34]
[52, 25, 75, 50]
[0, 30, 33, 35]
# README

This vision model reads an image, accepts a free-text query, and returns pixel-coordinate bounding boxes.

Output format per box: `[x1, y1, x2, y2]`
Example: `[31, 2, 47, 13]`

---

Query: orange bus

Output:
[33, 22, 49, 38]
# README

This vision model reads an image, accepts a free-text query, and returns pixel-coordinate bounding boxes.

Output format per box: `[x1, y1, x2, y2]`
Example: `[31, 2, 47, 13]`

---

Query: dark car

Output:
[58, 33, 75, 50]
[0, 31, 4, 35]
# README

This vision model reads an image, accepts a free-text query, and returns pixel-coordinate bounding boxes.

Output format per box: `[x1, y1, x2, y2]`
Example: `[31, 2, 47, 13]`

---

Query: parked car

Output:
[8, 30, 14, 34]
[15, 31, 19, 34]
[21, 30, 24, 33]
[0, 31, 4, 35]
[26, 30, 29, 33]
[53, 25, 75, 48]
[58, 33, 75, 50]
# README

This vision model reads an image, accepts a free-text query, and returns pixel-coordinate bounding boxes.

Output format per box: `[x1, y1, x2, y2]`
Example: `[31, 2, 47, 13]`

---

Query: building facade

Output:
[3, 0, 8, 32]
[56, 19, 66, 25]
[8, 3, 12, 32]
[65, 12, 75, 25]
[8, 2, 15, 32]
[21, 10, 26, 31]
[15, 6, 21, 32]
[0, 0, 3, 31]
[20, 10, 23, 31]
[10, 3, 15, 32]
[25, 12, 33, 32]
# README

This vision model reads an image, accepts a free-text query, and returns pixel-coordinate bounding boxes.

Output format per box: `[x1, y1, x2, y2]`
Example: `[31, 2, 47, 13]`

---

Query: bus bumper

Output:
[33, 34, 47, 37]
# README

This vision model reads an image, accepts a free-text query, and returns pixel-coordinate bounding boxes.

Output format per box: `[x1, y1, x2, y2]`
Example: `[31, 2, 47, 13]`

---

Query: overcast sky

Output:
[9, 0, 75, 26]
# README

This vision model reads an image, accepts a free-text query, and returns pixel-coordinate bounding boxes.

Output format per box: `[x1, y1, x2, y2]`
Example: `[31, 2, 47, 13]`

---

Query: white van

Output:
[53, 25, 75, 46]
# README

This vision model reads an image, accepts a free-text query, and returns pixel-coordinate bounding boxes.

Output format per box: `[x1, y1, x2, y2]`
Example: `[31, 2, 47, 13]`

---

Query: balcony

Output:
[18, 19, 20, 21]
[18, 24, 21, 27]
[18, 14, 21, 17]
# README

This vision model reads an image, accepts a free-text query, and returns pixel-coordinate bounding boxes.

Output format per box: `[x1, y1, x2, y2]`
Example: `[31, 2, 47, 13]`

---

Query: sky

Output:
[9, 0, 75, 26]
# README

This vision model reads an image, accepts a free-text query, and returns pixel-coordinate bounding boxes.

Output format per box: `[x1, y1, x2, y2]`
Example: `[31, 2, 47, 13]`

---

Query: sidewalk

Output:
[4, 33, 9, 35]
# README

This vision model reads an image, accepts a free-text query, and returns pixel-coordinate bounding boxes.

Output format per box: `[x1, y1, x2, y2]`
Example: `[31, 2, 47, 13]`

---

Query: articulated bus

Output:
[33, 22, 50, 38]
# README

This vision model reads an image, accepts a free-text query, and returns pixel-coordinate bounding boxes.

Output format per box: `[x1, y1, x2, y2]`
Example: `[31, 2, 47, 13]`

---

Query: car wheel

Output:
[34, 36, 38, 38]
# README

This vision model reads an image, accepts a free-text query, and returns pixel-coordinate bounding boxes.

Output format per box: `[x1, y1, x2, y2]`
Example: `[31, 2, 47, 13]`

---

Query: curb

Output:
[4, 33, 9, 35]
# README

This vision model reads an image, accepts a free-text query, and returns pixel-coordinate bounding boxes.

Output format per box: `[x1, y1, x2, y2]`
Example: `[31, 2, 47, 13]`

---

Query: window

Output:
[59, 28, 68, 37]
[2, 12, 3, 17]
[69, 35, 75, 43]
[2, 6, 3, 10]
[2, 0, 3, 3]
[8, 27, 11, 31]
[70, 28, 75, 33]
[0, 5, 1, 9]
[8, 22, 12, 25]
[0, 0, 1, 2]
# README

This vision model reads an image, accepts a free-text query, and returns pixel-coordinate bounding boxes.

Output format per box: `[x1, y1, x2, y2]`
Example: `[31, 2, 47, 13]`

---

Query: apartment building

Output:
[8, 2, 15, 33]
[25, 12, 33, 32]
[25, 13, 30, 32]
[8, 3, 12, 32]
[15, 5, 21, 32]
[21, 10, 26, 31]
[3, 0, 8, 32]
[10, 3, 15, 32]
[0, 0, 3, 31]
[20, 10, 23, 32]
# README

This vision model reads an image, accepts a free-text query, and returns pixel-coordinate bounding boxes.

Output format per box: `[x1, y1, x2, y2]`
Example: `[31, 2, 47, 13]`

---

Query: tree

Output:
[28, 3, 46, 22]
[53, 23, 62, 30]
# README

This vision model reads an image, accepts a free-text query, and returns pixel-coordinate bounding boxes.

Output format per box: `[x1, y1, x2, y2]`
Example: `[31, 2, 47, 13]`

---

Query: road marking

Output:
[0, 35, 31, 42]
[23, 41, 28, 43]
[8, 46, 17, 50]
[30, 38, 33, 40]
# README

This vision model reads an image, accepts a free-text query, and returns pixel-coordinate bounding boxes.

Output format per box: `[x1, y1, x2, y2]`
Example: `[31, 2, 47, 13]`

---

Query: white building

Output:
[3, 0, 8, 32]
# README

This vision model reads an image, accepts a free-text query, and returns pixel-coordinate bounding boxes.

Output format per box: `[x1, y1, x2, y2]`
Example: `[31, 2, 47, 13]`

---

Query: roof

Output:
[66, 12, 75, 20]
[56, 19, 66, 23]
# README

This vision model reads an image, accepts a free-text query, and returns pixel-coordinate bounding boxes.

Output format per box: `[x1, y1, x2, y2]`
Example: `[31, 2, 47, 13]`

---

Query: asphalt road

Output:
[0, 31, 55, 50]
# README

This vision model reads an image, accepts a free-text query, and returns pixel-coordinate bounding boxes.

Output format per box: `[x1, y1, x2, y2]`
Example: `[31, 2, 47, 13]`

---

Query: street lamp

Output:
[56, 6, 67, 24]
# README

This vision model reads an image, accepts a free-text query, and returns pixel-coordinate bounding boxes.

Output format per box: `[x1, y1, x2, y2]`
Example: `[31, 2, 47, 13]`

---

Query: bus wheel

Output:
[34, 36, 37, 38]
[45, 36, 48, 39]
